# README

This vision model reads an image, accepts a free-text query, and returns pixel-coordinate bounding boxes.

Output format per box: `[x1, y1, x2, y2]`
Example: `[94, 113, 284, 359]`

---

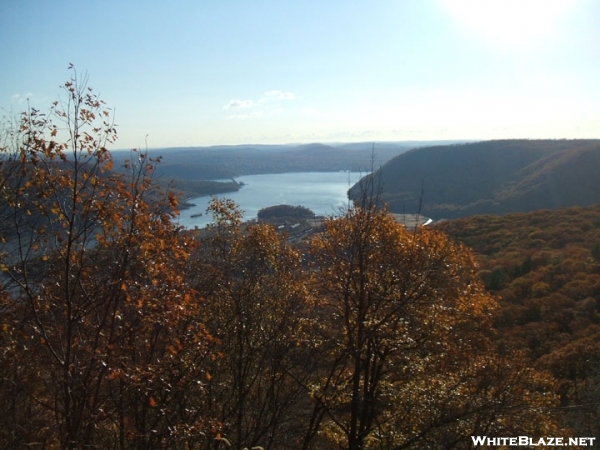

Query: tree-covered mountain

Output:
[349, 139, 600, 219]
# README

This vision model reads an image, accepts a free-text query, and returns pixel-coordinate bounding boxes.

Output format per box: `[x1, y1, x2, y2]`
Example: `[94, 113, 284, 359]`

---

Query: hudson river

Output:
[176, 171, 362, 229]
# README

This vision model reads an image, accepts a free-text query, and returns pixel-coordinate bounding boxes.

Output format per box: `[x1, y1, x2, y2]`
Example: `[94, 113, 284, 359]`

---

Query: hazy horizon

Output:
[109, 138, 473, 152]
[2, 0, 599, 149]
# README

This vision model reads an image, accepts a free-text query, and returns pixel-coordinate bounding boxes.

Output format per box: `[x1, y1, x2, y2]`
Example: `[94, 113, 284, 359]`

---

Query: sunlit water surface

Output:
[176, 171, 362, 229]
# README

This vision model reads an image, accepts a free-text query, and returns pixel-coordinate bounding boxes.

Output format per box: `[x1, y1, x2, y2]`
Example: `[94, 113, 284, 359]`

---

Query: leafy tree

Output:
[190, 198, 315, 449]
[303, 198, 560, 449]
[0, 70, 212, 449]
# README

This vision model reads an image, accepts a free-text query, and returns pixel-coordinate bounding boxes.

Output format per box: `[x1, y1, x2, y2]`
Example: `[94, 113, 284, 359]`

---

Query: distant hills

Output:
[112, 141, 462, 180]
[111, 141, 461, 200]
[349, 139, 600, 219]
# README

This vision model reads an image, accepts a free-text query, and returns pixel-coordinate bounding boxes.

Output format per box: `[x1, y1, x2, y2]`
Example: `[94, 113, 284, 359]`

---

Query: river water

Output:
[175, 171, 362, 229]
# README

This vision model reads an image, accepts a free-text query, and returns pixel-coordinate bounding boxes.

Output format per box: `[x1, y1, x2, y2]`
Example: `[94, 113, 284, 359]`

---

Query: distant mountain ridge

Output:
[349, 139, 600, 219]
[111, 141, 462, 181]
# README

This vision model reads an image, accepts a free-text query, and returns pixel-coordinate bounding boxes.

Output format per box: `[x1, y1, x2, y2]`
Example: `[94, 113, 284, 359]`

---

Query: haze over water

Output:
[176, 171, 361, 229]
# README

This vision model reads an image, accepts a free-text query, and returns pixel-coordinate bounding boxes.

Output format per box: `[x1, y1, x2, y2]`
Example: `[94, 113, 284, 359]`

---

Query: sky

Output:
[1, 0, 599, 149]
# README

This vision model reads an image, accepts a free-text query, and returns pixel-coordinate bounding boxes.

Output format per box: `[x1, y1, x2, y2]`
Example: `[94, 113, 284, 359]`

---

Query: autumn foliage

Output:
[0, 72, 211, 449]
[437, 206, 600, 440]
[303, 203, 560, 449]
[1, 73, 564, 449]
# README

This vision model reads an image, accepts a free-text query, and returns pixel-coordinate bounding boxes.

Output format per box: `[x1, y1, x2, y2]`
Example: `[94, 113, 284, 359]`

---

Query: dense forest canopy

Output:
[349, 139, 600, 219]
[0, 74, 568, 449]
[436, 205, 600, 438]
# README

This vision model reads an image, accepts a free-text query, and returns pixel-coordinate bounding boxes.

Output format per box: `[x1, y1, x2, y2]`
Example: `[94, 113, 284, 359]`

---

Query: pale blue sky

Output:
[1, 0, 599, 148]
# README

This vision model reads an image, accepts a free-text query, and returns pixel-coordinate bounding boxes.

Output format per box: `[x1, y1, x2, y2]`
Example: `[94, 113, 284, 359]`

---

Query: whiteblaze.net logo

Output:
[471, 436, 596, 446]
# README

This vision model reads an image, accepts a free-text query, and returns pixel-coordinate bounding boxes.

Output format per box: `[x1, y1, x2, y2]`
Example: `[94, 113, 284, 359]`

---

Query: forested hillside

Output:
[0, 75, 566, 449]
[437, 205, 600, 437]
[349, 139, 600, 219]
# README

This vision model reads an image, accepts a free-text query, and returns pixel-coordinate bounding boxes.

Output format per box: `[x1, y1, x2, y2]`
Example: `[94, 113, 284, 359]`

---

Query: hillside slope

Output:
[435, 205, 600, 436]
[349, 140, 600, 219]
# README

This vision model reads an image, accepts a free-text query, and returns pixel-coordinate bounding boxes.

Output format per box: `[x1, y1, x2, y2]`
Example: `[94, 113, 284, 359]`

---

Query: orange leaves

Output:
[301, 202, 557, 447]
[0, 69, 220, 448]
[107, 370, 122, 381]
[167, 338, 183, 356]
[182, 291, 193, 305]
[120, 282, 133, 303]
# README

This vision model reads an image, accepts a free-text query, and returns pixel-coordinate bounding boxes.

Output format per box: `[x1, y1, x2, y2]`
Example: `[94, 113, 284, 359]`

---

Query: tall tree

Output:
[191, 198, 315, 450]
[0, 70, 213, 449]
[304, 200, 561, 449]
